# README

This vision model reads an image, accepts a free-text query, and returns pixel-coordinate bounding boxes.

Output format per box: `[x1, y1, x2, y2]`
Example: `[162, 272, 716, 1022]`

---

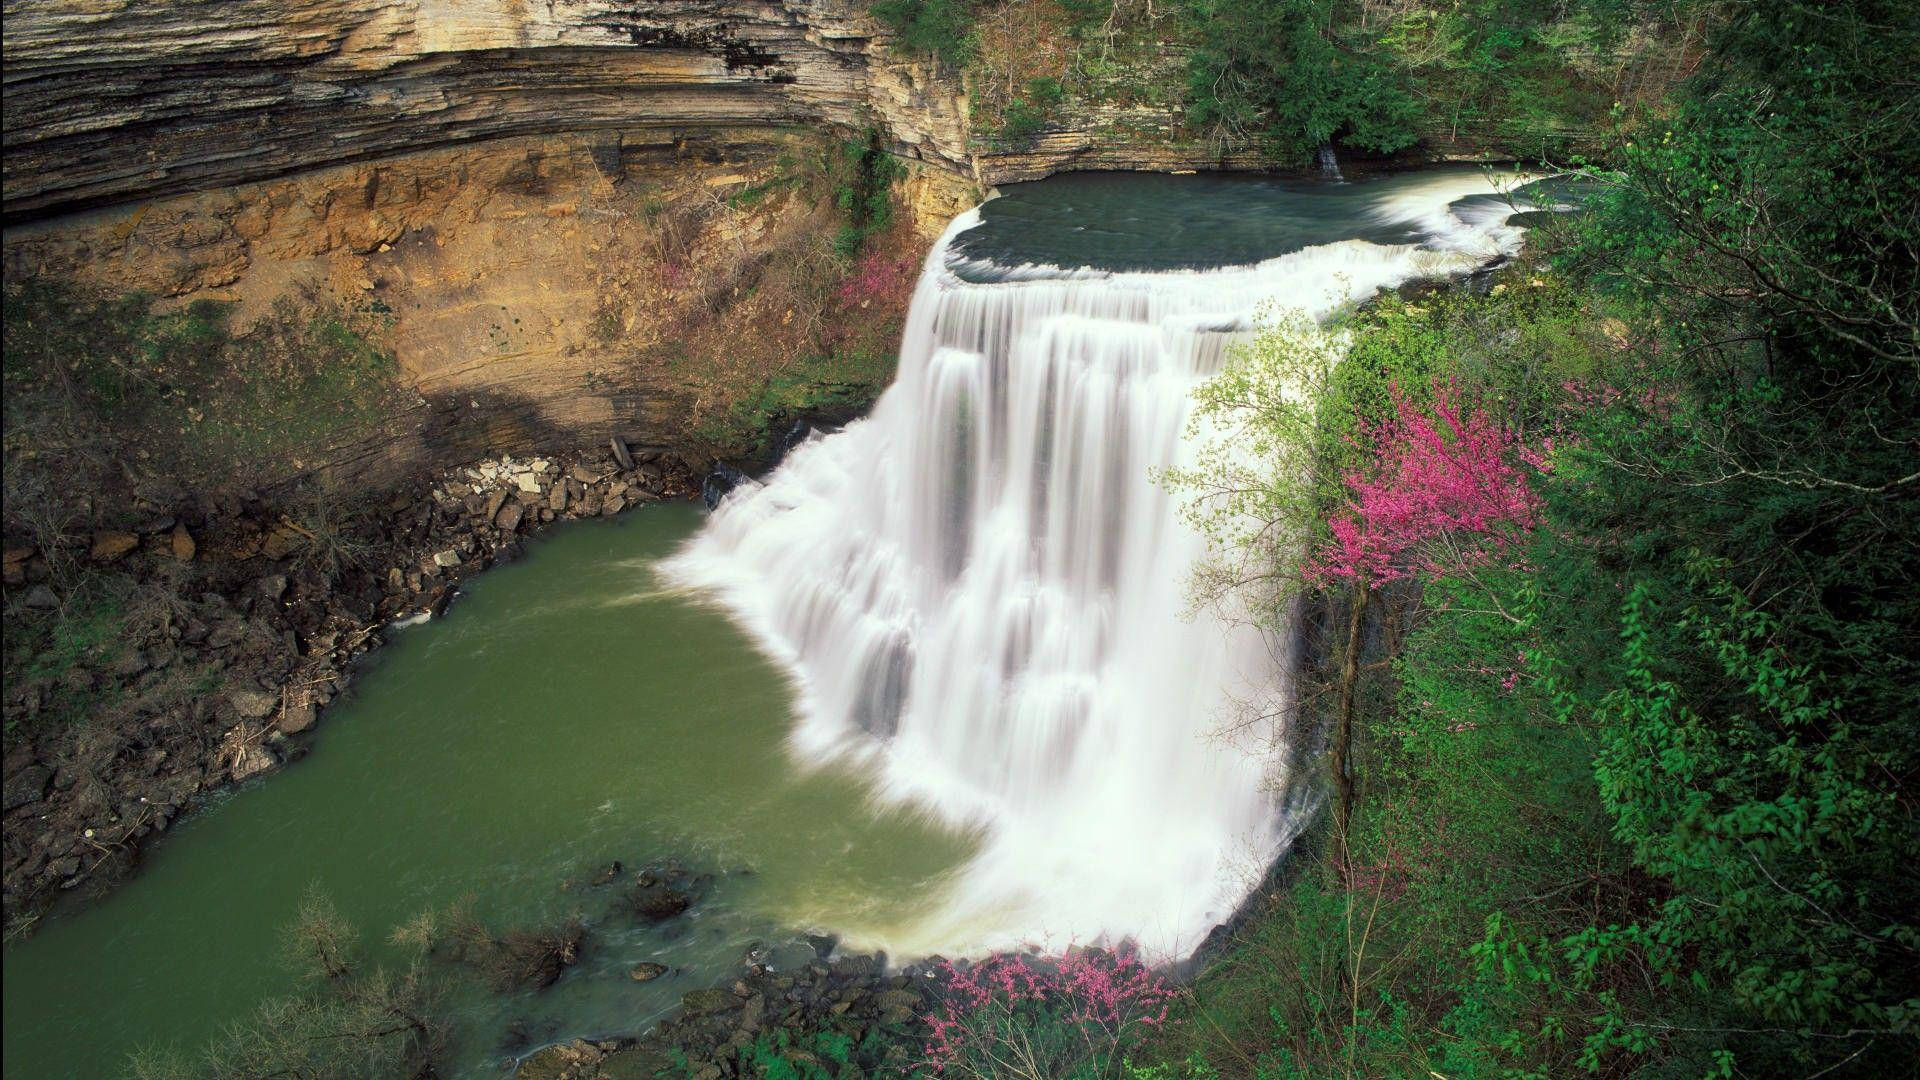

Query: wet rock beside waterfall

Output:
[629, 962, 668, 982]
[700, 463, 746, 509]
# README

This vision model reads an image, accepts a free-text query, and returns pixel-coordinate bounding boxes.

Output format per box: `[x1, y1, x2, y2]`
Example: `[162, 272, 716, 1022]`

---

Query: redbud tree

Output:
[921, 950, 1177, 1080]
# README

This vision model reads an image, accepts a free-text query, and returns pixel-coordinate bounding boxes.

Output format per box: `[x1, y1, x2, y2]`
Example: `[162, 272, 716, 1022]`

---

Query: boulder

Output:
[261, 525, 305, 559]
[110, 649, 150, 678]
[431, 549, 461, 568]
[610, 435, 635, 471]
[873, 988, 922, 1022]
[169, 525, 196, 561]
[4, 765, 49, 810]
[514, 472, 543, 494]
[2, 545, 31, 585]
[516, 1039, 603, 1080]
[89, 530, 139, 562]
[631, 882, 692, 921]
[23, 584, 59, 611]
[276, 702, 316, 735]
[229, 742, 277, 781]
[227, 688, 278, 720]
[679, 988, 739, 1016]
[495, 502, 525, 533]
[629, 962, 668, 982]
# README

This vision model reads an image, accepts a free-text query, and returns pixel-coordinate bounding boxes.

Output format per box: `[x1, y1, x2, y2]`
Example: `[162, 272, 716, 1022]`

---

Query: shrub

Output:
[924, 950, 1176, 1079]
[870, 0, 977, 65]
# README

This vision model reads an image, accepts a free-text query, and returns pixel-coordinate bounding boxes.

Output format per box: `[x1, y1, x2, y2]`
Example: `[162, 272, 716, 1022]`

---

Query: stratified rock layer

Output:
[2, 0, 976, 222]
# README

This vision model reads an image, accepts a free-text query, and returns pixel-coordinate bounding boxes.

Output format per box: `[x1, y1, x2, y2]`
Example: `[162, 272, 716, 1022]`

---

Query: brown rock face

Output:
[89, 531, 139, 562]
[1, 0, 976, 224]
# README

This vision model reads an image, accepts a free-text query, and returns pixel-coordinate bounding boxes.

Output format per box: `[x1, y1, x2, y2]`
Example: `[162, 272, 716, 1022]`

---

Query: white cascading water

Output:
[663, 171, 1537, 961]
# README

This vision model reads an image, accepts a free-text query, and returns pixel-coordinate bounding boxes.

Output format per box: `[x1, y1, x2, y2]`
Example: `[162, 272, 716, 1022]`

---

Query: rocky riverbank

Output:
[516, 946, 936, 1080]
[1, 442, 697, 927]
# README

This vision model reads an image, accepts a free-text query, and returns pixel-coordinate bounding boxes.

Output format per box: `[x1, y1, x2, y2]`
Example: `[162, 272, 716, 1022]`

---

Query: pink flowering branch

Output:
[836, 248, 916, 310]
[1307, 379, 1549, 589]
[921, 948, 1177, 1077]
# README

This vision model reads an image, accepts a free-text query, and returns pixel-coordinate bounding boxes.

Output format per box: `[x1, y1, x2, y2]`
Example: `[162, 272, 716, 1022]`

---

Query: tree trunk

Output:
[1331, 579, 1370, 880]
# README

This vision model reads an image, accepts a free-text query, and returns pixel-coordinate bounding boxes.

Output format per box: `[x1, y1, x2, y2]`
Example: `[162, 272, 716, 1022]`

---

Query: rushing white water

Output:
[664, 170, 1538, 961]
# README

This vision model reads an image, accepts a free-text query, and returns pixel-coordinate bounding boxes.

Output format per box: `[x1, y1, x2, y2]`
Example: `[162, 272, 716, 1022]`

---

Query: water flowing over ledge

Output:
[662, 170, 1541, 962]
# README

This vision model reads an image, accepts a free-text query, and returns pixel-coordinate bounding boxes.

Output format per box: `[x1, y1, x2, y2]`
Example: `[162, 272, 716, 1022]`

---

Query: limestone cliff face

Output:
[2, 0, 996, 489]
[2, 0, 978, 223]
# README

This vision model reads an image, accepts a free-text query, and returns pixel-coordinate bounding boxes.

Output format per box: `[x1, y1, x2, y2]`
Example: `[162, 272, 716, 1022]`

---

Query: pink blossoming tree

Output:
[922, 949, 1176, 1079]
[1309, 377, 1550, 879]
[835, 248, 916, 310]
[1308, 379, 1547, 587]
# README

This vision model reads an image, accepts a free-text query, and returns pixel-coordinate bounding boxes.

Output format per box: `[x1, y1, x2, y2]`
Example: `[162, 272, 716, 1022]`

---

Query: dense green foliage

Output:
[1183, 0, 1421, 161]
[997, 76, 1067, 146]
[831, 131, 910, 258]
[870, 0, 977, 66]
[870, 0, 1698, 164]
[1180, 0, 1702, 162]
[1154, 0, 1919, 1075]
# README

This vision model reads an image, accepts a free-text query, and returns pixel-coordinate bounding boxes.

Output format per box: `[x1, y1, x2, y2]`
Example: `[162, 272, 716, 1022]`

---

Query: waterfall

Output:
[1318, 145, 1344, 182]
[663, 171, 1536, 961]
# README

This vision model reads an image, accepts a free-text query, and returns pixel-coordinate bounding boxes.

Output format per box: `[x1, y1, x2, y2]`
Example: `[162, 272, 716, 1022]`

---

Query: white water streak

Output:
[663, 171, 1535, 961]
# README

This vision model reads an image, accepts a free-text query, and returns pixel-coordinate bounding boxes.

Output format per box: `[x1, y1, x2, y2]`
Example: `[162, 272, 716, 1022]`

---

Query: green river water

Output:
[3, 504, 974, 1078]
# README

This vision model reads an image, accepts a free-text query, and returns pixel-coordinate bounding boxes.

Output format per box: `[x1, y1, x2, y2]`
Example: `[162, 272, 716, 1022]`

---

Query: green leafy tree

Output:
[1182, 0, 1420, 161]
[870, 0, 977, 65]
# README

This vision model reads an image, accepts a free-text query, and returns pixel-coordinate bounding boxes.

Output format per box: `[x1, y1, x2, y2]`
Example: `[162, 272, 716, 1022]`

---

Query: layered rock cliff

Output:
[2, 0, 979, 223]
[1, 0, 1001, 494]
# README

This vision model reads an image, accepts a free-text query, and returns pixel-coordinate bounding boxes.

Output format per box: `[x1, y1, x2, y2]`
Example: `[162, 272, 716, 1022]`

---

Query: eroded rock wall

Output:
[2, 0, 978, 223]
[7, 126, 972, 492]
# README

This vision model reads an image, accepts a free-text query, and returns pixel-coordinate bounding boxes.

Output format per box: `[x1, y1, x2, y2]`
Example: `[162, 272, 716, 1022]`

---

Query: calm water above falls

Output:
[3, 507, 972, 1078]
[3, 167, 1552, 1078]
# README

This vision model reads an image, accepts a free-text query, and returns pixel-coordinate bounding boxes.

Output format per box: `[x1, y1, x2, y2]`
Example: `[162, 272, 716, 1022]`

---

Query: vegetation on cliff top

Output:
[873, 0, 1707, 161]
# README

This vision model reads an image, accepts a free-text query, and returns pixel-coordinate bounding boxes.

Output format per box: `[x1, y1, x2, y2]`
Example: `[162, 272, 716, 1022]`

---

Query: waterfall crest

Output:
[663, 171, 1534, 960]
